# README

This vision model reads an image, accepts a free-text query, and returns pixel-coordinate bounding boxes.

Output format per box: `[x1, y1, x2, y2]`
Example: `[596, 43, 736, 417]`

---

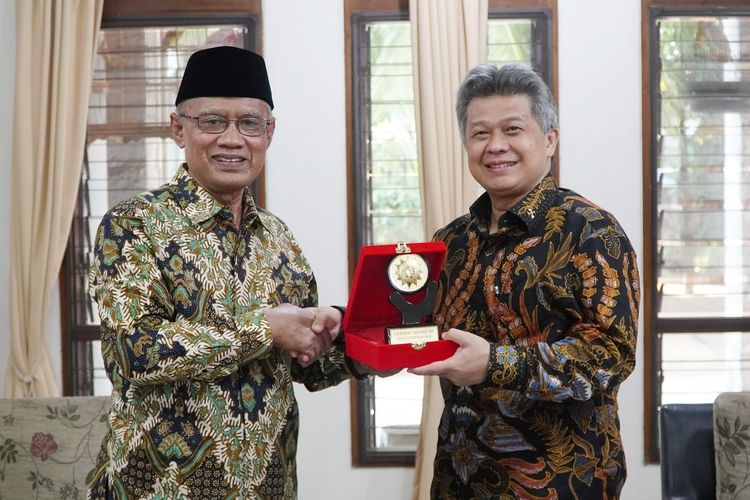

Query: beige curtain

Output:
[5, 0, 103, 398]
[410, 1, 487, 498]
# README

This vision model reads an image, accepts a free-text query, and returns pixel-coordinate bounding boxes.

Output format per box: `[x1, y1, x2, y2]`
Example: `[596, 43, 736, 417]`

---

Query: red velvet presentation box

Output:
[343, 241, 458, 370]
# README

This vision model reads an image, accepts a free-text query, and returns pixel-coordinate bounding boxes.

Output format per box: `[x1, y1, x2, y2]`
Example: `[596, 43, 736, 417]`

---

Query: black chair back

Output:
[659, 403, 716, 500]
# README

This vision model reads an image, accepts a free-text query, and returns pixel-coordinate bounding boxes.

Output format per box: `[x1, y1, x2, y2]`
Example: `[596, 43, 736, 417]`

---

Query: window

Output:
[347, 0, 557, 465]
[60, 1, 261, 396]
[643, 1, 750, 462]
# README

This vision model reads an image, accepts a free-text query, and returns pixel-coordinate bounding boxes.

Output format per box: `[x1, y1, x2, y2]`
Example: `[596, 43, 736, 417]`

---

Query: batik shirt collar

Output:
[468, 173, 558, 235]
[171, 163, 263, 228]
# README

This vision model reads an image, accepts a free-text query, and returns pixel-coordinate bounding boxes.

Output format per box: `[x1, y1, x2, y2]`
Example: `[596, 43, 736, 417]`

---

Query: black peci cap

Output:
[175, 46, 274, 109]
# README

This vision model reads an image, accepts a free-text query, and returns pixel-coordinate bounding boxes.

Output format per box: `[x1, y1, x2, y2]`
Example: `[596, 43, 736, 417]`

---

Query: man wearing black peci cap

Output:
[86, 46, 368, 499]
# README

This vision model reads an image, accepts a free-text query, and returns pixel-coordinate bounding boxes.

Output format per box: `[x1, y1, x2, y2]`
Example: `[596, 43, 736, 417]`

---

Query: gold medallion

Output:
[387, 253, 429, 293]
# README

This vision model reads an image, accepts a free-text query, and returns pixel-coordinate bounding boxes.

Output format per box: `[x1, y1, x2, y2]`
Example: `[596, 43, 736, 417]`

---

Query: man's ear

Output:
[265, 118, 276, 147]
[170, 113, 186, 148]
[544, 127, 559, 157]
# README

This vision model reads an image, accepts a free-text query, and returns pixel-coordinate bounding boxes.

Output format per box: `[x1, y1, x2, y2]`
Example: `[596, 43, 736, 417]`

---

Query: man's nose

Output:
[487, 132, 509, 152]
[217, 122, 245, 144]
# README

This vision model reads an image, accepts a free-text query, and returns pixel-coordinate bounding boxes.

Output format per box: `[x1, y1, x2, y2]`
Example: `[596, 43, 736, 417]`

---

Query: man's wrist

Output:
[327, 305, 368, 380]
[332, 306, 347, 346]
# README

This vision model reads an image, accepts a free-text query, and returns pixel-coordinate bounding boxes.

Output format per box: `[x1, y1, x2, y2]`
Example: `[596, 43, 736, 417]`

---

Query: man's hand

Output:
[408, 329, 490, 386]
[286, 306, 343, 366]
[307, 306, 343, 344]
[265, 304, 330, 367]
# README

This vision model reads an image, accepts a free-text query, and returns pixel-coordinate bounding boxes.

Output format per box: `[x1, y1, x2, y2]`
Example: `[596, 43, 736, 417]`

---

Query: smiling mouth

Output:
[486, 161, 516, 169]
[213, 156, 246, 166]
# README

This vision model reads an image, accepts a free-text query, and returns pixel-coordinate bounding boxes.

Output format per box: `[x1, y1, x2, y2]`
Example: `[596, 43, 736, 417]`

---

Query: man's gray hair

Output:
[456, 63, 558, 141]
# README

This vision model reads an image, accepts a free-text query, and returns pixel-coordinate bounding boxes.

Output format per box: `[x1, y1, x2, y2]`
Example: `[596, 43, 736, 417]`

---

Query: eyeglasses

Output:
[179, 113, 271, 137]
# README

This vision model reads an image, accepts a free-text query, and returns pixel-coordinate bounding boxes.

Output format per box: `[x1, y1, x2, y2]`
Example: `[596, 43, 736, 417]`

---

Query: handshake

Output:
[265, 304, 400, 377]
[263, 304, 345, 366]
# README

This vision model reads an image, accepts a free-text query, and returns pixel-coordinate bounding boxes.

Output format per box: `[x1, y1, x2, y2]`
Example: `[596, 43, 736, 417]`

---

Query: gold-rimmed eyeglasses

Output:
[179, 113, 272, 137]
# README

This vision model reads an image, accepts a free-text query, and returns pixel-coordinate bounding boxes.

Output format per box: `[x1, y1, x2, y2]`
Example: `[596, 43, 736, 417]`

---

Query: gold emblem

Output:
[387, 253, 429, 293]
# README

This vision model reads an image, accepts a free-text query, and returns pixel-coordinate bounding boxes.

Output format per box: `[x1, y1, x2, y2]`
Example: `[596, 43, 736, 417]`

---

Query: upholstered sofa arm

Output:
[0, 396, 110, 499]
[715, 392, 750, 500]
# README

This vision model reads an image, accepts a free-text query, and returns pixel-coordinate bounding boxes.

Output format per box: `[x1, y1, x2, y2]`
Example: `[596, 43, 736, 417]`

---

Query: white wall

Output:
[0, 0, 660, 498]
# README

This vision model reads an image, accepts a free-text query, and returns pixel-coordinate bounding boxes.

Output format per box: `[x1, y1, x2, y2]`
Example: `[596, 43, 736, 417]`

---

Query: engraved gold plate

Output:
[386, 325, 440, 345]
[387, 253, 429, 294]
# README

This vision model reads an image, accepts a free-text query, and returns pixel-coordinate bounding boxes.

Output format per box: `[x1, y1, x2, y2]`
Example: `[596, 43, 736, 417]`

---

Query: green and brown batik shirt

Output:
[87, 164, 351, 499]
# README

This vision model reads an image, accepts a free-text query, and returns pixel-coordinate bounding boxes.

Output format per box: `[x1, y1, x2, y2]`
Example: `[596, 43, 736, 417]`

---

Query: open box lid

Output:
[343, 241, 447, 334]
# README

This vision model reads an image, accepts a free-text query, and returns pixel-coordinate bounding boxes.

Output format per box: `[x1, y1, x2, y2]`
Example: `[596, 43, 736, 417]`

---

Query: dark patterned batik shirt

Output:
[87, 164, 351, 499]
[430, 175, 640, 500]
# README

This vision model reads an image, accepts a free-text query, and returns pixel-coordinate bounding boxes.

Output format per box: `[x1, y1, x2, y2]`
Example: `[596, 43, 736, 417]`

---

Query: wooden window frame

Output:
[641, 0, 750, 463]
[60, 0, 262, 396]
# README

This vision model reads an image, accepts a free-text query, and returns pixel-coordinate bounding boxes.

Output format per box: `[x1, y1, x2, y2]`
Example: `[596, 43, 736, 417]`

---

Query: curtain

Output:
[5, 0, 103, 397]
[410, 1, 487, 498]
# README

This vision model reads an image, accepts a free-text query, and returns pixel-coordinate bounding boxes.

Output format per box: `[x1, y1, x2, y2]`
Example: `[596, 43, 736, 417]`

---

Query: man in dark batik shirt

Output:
[411, 64, 639, 499]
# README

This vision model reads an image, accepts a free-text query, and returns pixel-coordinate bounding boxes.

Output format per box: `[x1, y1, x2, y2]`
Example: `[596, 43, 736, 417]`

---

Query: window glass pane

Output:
[374, 372, 423, 450]
[366, 21, 422, 245]
[657, 16, 750, 318]
[662, 332, 750, 404]
[487, 18, 534, 67]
